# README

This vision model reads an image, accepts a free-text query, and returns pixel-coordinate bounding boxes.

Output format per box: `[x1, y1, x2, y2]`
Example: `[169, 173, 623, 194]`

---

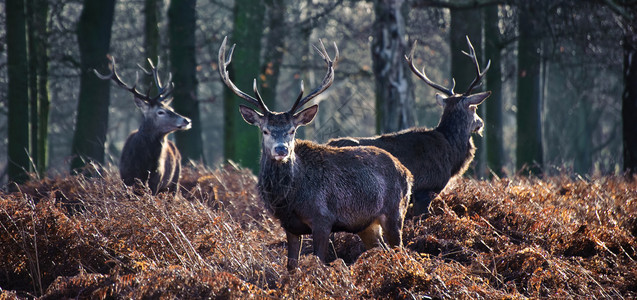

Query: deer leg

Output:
[311, 227, 331, 263]
[381, 213, 404, 248]
[286, 231, 302, 271]
[357, 219, 385, 250]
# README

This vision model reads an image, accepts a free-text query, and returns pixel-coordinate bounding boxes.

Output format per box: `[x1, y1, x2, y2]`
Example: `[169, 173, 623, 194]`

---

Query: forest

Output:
[1, 0, 637, 299]
[1, 0, 635, 180]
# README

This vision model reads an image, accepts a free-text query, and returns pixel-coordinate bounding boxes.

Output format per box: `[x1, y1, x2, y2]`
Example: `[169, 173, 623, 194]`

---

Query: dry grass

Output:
[0, 165, 635, 299]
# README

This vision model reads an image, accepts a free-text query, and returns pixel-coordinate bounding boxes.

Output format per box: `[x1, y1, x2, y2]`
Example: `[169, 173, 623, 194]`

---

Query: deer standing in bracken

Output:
[219, 37, 412, 270]
[95, 57, 191, 195]
[329, 36, 490, 216]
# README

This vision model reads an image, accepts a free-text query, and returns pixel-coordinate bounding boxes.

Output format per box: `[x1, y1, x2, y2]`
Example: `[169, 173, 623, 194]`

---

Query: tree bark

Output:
[451, 7, 485, 178]
[371, 0, 415, 134]
[144, 0, 160, 95]
[260, 0, 286, 106]
[484, 4, 505, 177]
[169, 0, 204, 163]
[623, 29, 637, 176]
[223, 0, 266, 171]
[70, 0, 116, 171]
[516, 3, 543, 175]
[35, 0, 49, 177]
[6, 0, 31, 183]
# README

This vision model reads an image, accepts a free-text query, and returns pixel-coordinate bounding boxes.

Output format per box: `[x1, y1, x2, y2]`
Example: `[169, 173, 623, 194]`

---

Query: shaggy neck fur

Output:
[435, 108, 476, 175]
[258, 150, 297, 215]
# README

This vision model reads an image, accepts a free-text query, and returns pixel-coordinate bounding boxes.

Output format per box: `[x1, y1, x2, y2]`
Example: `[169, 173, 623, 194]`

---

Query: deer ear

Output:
[464, 91, 491, 106]
[293, 104, 318, 127]
[435, 93, 447, 107]
[239, 105, 264, 126]
[134, 97, 150, 111]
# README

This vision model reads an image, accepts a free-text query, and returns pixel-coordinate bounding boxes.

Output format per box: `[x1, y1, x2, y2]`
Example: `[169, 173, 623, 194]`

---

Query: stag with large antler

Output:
[95, 57, 191, 195]
[329, 36, 491, 216]
[219, 37, 412, 270]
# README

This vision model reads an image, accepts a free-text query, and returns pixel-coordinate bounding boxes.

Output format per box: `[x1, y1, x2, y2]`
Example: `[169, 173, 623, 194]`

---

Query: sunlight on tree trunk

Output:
[484, 4, 505, 178]
[372, 0, 415, 134]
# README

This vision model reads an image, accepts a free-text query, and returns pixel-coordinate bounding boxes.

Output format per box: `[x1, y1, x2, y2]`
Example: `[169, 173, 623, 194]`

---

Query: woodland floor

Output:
[0, 164, 636, 299]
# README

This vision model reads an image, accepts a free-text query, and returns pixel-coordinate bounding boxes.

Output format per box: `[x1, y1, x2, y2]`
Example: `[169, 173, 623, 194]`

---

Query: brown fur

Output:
[240, 105, 412, 271]
[328, 93, 489, 215]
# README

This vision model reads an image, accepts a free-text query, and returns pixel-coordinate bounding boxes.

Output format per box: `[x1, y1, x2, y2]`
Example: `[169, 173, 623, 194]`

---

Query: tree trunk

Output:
[35, 0, 49, 177]
[223, 0, 265, 172]
[623, 30, 637, 176]
[144, 0, 160, 95]
[169, 0, 204, 163]
[516, 3, 543, 175]
[260, 0, 286, 106]
[70, 0, 116, 171]
[26, 0, 49, 177]
[451, 7, 485, 178]
[371, 0, 415, 134]
[6, 0, 31, 183]
[484, 4, 504, 177]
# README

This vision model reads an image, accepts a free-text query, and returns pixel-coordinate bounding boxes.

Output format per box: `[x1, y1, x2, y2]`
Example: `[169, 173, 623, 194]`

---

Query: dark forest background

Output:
[2, 0, 637, 184]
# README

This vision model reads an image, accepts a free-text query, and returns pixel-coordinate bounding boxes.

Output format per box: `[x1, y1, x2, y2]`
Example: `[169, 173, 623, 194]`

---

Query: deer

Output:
[94, 57, 191, 195]
[219, 37, 413, 270]
[328, 36, 491, 216]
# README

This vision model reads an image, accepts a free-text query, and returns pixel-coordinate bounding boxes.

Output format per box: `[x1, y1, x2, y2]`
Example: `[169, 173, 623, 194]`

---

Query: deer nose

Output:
[181, 118, 192, 129]
[274, 145, 288, 157]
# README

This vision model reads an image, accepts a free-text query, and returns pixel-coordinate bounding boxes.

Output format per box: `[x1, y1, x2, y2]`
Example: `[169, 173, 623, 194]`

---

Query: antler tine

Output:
[405, 40, 455, 96]
[94, 56, 153, 101]
[462, 36, 491, 95]
[289, 39, 338, 114]
[218, 36, 270, 113]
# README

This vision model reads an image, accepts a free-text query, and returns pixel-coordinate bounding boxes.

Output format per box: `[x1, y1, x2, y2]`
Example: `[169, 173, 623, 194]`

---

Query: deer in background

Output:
[328, 36, 490, 216]
[95, 57, 191, 195]
[219, 37, 412, 270]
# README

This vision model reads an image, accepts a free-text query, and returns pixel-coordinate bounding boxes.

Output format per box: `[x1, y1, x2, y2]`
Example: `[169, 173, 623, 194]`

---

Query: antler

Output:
[462, 36, 491, 96]
[405, 40, 455, 97]
[137, 58, 174, 102]
[94, 56, 173, 104]
[289, 40, 339, 114]
[218, 36, 271, 113]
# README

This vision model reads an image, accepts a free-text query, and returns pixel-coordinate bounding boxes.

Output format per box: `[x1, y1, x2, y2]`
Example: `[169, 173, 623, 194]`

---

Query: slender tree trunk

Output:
[144, 0, 160, 95]
[169, 0, 204, 163]
[6, 0, 31, 183]
[451, 7, 485, 178]
[516, 3, 543, 175]
[260, 0, 285, 106]
[26, 0, 49, 177]
[484, 4, 504, 177]
[27, 0, 38, 170]
[223, 0, 265, 171]
[623, 29, 637, 176]
[35, 0, 49, 177]
[71, 0, 116, 171]
[371, 0, 415, 134]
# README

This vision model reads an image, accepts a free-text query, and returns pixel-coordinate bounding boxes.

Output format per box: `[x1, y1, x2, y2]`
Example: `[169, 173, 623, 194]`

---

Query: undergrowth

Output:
[0, 164, 635, 299]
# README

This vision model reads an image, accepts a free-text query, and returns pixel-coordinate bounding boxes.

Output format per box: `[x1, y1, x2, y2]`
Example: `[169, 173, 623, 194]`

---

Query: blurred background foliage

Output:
[0, 0, 635, 182]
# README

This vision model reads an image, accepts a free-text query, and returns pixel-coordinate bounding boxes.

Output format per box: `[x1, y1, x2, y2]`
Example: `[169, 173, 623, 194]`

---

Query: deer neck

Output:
[138, 122, 169, 144]
[258, 151, 298, 212]
[435, 112, 475, 165]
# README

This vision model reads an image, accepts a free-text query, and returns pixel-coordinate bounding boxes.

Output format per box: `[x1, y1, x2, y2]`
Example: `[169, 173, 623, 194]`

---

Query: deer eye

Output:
[288, 128, 296, 135]
[157, 110, 166, 116]
[262, 129, 270, 135]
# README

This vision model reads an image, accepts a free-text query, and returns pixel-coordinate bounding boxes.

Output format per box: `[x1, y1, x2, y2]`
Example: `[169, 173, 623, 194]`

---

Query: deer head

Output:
[219, 37, 338, 162]
[406, 36, 491, 135]
[94, 57, 191, 137]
